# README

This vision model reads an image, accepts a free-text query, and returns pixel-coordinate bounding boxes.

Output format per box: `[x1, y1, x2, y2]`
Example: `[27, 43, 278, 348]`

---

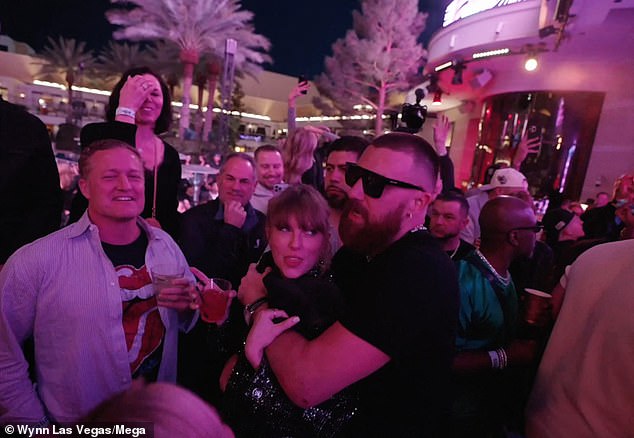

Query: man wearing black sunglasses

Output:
[249, 132, 460, 437]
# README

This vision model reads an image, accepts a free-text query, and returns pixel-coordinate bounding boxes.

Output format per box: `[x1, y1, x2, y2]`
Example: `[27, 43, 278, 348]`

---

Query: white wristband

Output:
[115, 107, 136, 119]
[488, 350, 500, 369]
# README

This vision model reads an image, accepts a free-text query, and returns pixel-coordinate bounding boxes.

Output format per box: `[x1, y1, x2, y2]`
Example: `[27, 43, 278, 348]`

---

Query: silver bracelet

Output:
[496, 348, 508, 370]
[115, 107, 136, 119]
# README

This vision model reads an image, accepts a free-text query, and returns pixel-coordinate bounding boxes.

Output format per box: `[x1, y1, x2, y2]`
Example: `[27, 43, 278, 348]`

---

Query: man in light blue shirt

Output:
[0, 139, 198, 423]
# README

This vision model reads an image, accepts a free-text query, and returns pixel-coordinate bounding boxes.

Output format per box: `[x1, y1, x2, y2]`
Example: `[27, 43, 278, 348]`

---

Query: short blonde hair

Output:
[82, 381, 234, 438]
[79, 139, 140, 178]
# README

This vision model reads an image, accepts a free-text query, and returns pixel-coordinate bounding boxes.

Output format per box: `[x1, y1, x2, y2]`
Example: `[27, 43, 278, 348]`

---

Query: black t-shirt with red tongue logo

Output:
[101, 231, 165, 382]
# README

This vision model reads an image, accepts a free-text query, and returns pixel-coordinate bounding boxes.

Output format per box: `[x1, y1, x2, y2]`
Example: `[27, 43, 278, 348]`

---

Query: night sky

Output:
[0, 0, 447, 78]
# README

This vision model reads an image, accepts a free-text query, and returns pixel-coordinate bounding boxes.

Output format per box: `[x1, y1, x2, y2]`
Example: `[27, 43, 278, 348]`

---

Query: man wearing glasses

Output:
[242, 132, 460, 437]
[451, 196, 547, 437]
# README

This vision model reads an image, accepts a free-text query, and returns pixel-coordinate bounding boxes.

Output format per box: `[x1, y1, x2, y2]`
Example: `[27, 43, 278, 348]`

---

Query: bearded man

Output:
[240, 132, 460, 437]
[322, 136, 369, 253]
[250, 144, 284, 215]
[430, 191, 475, 261]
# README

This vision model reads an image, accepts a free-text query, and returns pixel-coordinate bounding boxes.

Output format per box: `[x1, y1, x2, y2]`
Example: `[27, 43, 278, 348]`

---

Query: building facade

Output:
[416, 0, 633, 203]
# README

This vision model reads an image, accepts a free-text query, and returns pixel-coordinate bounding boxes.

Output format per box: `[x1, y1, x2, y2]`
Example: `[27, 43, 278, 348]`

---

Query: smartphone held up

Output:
[298, 75, 308, 94]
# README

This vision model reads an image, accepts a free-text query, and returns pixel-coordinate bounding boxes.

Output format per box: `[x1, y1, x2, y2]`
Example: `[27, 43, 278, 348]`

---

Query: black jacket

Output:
[177, 197, 267, 405]
[0, 98, 62, 262]
[178, 197, 267, 286]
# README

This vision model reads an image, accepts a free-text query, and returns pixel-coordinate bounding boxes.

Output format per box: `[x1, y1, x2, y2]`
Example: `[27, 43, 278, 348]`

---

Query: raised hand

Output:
[433, 114, 451, 156]
[513, 133, 541, 169]
[289, 81, 310, 104]
[118, 74, 154, 114]
[223, 200, 247, 228]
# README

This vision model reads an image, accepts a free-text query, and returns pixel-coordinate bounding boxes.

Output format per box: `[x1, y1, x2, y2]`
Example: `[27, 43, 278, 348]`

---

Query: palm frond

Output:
[96, 41, 151, 80]
[106, 0, 271, 70]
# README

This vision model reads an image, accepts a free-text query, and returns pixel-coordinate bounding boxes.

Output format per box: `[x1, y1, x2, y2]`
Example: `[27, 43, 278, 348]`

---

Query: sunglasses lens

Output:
[363, 173, 385, 198]
[345, 165, 362, 187]
[345, 164, 385, 198]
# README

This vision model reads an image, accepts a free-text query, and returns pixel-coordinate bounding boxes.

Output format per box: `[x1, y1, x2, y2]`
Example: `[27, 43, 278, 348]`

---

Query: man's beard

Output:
[325, 186, 347, 210]
[430, 228, 459, 243]
[339, 199, 405, 255]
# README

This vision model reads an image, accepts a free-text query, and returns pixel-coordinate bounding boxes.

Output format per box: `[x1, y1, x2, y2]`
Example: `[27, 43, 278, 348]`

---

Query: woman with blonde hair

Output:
[220, 184, 357, 437]
[282, 126, 337, 186]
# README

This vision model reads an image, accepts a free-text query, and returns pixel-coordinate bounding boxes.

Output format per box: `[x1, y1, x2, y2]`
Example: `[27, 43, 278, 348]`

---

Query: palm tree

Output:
[202, 24, 271, 142]
[35, 36, 96, 122]
[193, 57, 212, 139]
[145, 40, 182, 98]
[96, 41, 151, 83]
[106, 0, 271, 140]
[202, 55, 222, 142]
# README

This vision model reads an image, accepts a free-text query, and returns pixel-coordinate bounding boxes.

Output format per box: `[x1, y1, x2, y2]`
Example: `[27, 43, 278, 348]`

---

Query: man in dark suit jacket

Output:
[0, 97, 62, 267]
[178, 152, 267, 405]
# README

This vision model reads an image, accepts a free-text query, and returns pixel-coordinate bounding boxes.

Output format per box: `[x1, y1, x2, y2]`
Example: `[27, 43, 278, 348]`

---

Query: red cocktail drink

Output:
[199, 278, 232, 323]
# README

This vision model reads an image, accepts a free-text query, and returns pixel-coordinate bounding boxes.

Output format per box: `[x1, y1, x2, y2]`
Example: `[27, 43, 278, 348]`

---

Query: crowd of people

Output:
[1, 68, 633, 438]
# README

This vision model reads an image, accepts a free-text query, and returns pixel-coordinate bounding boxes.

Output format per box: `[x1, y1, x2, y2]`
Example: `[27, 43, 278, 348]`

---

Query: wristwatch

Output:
[244, 297, 268, 325]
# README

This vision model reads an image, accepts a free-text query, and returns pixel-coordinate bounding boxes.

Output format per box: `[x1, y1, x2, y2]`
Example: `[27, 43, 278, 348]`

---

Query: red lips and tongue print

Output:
[116, 264, 165, 375]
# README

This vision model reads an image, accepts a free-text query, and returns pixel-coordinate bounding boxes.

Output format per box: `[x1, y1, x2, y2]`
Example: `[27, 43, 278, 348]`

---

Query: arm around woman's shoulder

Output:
[265, 321, 389, 408]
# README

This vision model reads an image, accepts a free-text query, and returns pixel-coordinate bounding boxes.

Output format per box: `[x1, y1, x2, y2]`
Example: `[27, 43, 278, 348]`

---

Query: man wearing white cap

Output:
[460, 167, 529, 244]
